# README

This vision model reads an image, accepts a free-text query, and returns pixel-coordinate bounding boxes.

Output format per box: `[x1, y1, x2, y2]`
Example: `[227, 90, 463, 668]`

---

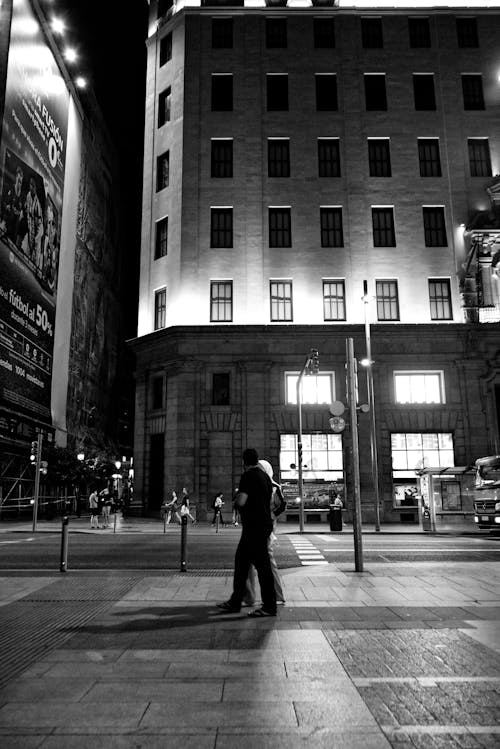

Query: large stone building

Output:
[131, 0, 500, 523]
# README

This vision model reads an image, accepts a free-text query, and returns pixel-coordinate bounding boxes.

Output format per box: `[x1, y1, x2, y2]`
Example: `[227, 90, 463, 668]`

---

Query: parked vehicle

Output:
[473, 455, 500, 531]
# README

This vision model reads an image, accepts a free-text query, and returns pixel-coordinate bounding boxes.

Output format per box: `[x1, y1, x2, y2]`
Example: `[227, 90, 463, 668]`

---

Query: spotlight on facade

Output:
[75, 77, 87, 89]
[64, 47, 77, 63]
[51, 17, 65, 35]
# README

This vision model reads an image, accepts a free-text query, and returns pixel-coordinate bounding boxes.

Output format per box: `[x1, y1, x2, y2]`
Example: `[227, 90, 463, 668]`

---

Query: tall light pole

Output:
[296, 348, 319, 533]
[362, 280, 381, 532]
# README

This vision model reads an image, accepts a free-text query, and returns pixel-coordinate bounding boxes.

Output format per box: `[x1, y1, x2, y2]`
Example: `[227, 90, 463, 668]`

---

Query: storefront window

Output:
[280, 433, 343, 480]
[391, 432, 454, 508]
[285, 373, 333, 404]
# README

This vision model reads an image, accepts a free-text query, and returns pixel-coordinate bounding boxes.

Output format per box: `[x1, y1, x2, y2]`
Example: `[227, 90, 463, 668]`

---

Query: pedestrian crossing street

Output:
[288, 535, 328, 566]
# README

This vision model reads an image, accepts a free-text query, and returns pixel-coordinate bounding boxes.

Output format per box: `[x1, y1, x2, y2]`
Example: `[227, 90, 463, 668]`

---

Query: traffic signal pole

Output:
[346, 338, 363, 572]
[32, 433, 42, 532]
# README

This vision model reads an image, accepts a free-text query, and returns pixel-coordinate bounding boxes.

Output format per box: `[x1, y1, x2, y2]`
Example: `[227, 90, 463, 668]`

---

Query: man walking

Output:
[217, 448, 277, 617]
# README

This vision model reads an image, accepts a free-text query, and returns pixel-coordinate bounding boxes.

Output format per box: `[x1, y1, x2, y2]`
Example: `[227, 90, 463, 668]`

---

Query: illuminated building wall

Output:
[132, 1, 500, 522]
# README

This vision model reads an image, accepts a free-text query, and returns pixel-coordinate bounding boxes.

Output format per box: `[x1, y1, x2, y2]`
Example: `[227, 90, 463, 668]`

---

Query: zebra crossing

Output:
[288, 536, 328, 566]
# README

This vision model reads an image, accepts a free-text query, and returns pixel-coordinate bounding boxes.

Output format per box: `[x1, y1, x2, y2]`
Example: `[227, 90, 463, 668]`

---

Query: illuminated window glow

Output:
[394, 371, 445, 404]
[391, 432, 454, 478]
[280, 433, 343, 481]
[286, 373, 334, 405]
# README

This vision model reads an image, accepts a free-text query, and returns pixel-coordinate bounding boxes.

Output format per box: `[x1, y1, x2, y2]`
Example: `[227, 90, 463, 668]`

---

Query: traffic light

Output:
[40, 461, 48, 475]
[30, 441, 38, 464]
[309, 348, 319, 375]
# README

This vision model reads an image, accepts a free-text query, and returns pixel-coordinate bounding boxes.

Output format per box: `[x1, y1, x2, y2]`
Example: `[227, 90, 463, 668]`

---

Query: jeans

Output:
[229, 528, 276, 614]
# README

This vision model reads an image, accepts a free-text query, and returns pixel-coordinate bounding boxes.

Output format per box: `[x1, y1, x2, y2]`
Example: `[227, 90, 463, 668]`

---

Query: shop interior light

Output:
[51, 17, 64, 35]
[75, 77, 87, 89]
[64, 47, 77, 63]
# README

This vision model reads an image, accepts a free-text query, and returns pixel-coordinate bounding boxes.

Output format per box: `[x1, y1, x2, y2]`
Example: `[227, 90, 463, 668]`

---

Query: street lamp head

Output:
[77, 452, 85, 461]
[360, 357, 374, 367]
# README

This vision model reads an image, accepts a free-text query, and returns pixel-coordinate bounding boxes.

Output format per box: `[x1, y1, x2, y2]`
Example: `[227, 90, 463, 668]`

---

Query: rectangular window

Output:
[394, 372, 445, 404]
[314, 17, 335, 48]
[413, 74, 436, 110]
[269, 208, 291, 248]
[152, 375, 164, 410]
[391, 433, 454, 478]
[210, 281, 233, 322]
[376, 279, 399, 321]
[280, 433, 343, 481]
[429, 279, 452, 320]
[210, 208, 233, 248]
[323, 280, 346, 321]
[154, 288, 167, 330]
[285, 375, 334, 405]
[456, 17, 478, 48]
[267, 74, 289, 111]
[364, 74, 387, 111]
[315, 74, 338, 111]
[372, 207, 395, 247]
[418, 138, 441, 177]
[156, 151, 169, 191]
[211, 74, 233, 111]
[320, 207, 343, 248]
[266, 17, 287, 48]
[318, 138, 341, 177]
[211, 139, 233, 178]
[212, 372, 230, 405]
[368, 139, 391, 177]
[159, 32, 172, 66]
[361, 17, 383, 48]
[270, 281, 293, 321]
[154, 217, 168, 259]
[468, 138, 492, 177]
[408, 17, 431, 48]
[268, 139, 290, 178]
[462, 74, 485, 110]
[212, 18, 233, 48]
[158, 87, 171, 127]
[423, 207, 447, 247]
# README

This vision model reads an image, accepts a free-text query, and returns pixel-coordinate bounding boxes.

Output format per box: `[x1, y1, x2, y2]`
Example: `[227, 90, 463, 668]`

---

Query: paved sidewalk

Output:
[0, 559, 500, 748]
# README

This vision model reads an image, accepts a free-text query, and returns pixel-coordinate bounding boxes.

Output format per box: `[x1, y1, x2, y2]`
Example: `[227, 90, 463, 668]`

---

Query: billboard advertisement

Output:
[0, 0, 70, 424]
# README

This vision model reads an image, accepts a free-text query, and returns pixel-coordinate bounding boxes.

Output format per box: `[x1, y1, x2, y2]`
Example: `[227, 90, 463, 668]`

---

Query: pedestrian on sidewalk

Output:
[211, 493, 225, 526]
[180, 488, 196, 523]
[217, 448, 277, 618]
[101, 490, 112, 528]
[89, 489, 99, 529]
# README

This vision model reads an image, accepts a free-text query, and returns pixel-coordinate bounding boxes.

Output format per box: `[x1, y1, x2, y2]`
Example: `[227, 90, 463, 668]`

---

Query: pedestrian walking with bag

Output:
[89, 490, 99, 529]
[179, 488, 195, 523]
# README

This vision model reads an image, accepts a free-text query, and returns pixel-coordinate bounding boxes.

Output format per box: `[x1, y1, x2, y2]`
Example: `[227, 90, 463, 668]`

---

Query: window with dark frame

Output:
[266, 17, 287, 48]
[418, 138, 442, 177]
[270, 280, 293, 321]
[269, 208, 291, 248]
[212, 372, 230, 405]
[268, 139, 290, 178]
[210, 281, 233, 322]
[212, 17, 233, 48]
[313, 17, 335, 48]
[429, 279, 452, 320]
[152, 376, 164, 410]
[210, 208, 233, 248]
[266, 74, 289, 111]
[323, 280, 346, 321]
[376, 280, 399, 321]
[372, 207, 396, 247]
[315, 74, 338, 111]
[211, 139, 233, 178]
[456, 17, 479, 48]
[159, 32, 172, 66]
[318, 139, 341, 177]
[361, 17, 383, 48]
[368, 139, 391, 177]
[364, 74, 387, 111]
[155, 217, 168, 260]
[156, 151, 169, 191]
[423, 207, 447, 247]
[211, 74, 233, 111]
[413, 74, 436, 110]
[468, 138, 492, 177]
[461, 74, 485, 110]
[408, 17, 431, 48]
[154, 288, 167, 330]
[158, 87, 171, 127]
[320, 207, 344, 248]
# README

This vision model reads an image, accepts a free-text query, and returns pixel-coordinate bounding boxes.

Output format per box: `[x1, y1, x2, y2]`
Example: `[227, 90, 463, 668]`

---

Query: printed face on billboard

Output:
[0, 0, 70, 424]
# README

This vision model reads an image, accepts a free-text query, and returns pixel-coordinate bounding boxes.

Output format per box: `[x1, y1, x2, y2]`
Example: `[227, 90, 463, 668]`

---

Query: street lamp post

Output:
[296, 348, 319, 533]
[362, 280, 381, 532]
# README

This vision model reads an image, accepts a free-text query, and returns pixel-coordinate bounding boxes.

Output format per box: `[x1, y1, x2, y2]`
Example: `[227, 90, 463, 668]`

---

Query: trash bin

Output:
[422, 506, 431, 532]
[329, 503, 343, 532]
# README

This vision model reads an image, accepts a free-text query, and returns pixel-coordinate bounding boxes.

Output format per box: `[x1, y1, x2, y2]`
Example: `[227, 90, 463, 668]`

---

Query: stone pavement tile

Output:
[462, 607, 500, 620]
[0, 578, 56, 607]
[354, 607, 405, 620]
[23, 661, 169, 679]
[385, 621, 431, 630]
[428, 620, 474, 629]
[427, 607, 477, 619]
[222, 678, 360, 702]
[385, 730, 500, 749]
[140, 701, 297, 728]
[294, 698, 379, 728]
[118, 648, 231, 662]
[215, 730, 392, 748]
[37, 735, 216, 749]
[462, 622, 500, 656]
[0, 701, 146, 728]
[0, 734, 46, 749]
[43, 648, 125, 663]
[166, 661, 287, 679]
[0, 677, 94, 704]
[388, 607, 443, 621]
[316, 607, 362, 621]
[83, 679, 223, 702]
[284, 662, 349, 680]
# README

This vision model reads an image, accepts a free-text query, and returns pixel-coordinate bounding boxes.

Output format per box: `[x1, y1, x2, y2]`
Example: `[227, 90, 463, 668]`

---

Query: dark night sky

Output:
[54, 1, 150, 336]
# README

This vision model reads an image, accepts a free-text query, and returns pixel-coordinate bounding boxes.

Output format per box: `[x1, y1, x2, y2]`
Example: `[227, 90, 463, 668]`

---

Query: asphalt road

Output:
[0, 526, 499, 571]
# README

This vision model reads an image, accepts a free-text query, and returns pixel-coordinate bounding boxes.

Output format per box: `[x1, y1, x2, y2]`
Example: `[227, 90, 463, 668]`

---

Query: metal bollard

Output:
[163, 508, 167, 534]
[60, 515, 69, 573]
[180, 515, 188, 572]
[113, 512, 117, 534]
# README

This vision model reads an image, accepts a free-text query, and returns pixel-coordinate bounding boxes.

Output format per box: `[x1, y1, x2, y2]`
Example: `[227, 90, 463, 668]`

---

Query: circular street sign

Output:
[329, 416, 346, 433]
[329, 400, 345, 416]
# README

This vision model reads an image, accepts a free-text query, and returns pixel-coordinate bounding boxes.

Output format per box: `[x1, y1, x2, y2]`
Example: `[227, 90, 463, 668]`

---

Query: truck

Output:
[473, 455, 500, 531]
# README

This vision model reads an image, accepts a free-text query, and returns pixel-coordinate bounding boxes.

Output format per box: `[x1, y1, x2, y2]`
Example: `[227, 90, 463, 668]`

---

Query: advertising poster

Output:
[0, 0, 69, 423]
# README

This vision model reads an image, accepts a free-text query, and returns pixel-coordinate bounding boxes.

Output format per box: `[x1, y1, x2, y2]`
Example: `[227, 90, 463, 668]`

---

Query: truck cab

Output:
[473, 456, 500, 531]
